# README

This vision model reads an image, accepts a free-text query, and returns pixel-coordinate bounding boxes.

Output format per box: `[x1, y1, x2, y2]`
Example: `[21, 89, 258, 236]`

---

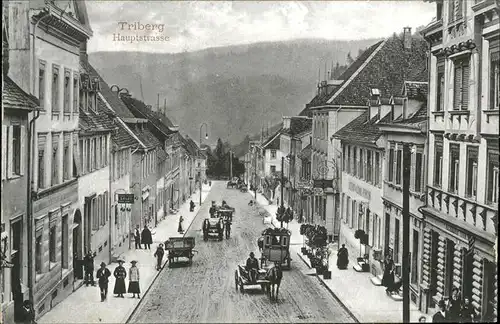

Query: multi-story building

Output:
[249, 140, 263, 191]
[334, 30, 427, 291]
[1, 76, 38, 323]
[297, 142, 312, 223]
[259, 129, 283, 202]
[6, 0, 93, 317]
[420, 0, 498, 319]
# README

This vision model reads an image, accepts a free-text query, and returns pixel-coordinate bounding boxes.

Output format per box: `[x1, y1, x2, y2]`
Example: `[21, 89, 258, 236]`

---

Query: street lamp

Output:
[199, 123, 208, 205]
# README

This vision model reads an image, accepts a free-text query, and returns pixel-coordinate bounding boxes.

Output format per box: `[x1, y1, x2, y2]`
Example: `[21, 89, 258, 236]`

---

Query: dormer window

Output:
[371, 88, 380, 96]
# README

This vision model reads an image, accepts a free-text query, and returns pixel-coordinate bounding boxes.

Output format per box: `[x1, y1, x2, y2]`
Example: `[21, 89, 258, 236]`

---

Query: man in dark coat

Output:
[18, 300, 36, 324]
[113, 260, 127, 297]
[141, 225, 152, 250]
[83, 251, 97, 286]
[448, 287, 461, 322]
[337, 244, 349, 269]
[432, 299, 449, 323]
[134, 225, 141, 249]
[460, 297, 477, 323]
[96, 262, 111, 302]
[246, 252, 259, 283]
[154, 244, 165, 270]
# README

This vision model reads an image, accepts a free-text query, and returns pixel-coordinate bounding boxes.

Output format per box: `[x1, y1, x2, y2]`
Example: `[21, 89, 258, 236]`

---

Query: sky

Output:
[86, 0, 435, 53]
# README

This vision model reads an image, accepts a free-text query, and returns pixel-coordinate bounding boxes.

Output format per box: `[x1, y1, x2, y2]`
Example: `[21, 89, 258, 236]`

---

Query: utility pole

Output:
[402, 144, 411, 323]
[281, 156, 285, 227]
[230, 150, 233, 180]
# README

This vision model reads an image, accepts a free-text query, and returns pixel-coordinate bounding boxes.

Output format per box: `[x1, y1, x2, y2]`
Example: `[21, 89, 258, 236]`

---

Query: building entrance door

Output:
[73, 210, 83, 279]
[11, 220, 22, 321]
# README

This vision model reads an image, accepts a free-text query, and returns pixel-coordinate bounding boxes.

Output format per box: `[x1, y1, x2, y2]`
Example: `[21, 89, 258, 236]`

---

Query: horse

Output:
[265, 262, 283, 302]
[202, 219, 210, 241]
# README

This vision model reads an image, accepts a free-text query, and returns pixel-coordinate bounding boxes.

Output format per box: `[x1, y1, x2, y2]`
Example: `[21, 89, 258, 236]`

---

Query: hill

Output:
[89, 38, 378, 145]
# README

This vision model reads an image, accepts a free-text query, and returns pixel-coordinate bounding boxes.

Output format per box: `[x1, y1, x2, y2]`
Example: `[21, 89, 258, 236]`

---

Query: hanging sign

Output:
[118, 194, 135, 204]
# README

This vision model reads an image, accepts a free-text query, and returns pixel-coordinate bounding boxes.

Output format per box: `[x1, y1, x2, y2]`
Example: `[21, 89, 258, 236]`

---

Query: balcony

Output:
[426, 185, 497, 241]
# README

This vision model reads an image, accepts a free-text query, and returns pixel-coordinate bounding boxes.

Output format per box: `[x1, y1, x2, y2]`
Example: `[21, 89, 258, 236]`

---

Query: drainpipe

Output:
[28, 9, 50, 307]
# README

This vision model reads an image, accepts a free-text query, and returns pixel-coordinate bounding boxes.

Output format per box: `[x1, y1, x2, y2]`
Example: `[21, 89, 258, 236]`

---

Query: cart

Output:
[234, 265, 270, 293]
[259, 228, 292, 269]
[164, 237, 197, 267]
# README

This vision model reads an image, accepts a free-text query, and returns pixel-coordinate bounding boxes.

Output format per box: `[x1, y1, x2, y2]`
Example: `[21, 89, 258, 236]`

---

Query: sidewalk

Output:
[251, 191, 430, 323]
[38, 184, 211, 324]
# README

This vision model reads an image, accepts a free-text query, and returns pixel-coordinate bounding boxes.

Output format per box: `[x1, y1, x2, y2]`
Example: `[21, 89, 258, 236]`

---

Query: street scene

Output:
[1, 0, 499, 324]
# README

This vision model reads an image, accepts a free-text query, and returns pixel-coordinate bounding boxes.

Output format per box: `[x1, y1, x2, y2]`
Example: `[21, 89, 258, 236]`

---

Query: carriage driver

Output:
[246, 252, 259, 283]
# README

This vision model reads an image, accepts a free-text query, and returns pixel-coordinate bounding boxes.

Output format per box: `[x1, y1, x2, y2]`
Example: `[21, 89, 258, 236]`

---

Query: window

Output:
[10, 125, 22, 175]
[436, 62, 445, 112]
[35, 231, 42, 274]
[80, 89, 88, 112]
[490, 47, 499, 110]
[374, 152, 380, 186]
[415, 152, 423, 192]
[86, 139, 91, 173]
[347, 146, 351, 173]
[434, 137, 443, 187]
[39, 62, 45, 109]
[270, 165, 276, 173]
[97, 137, 102, 168]
[396, 148, 402, 185]
[52, 66, 60, 112]
[89, 92, 96, 111]
[62, 215, 68, 268]
[353, 148, 357, 177]
[449, 144, 460, 193]
[63, 70, 70, 114]
[466, 147, 478, 198]
[49, 225, 56, 263]
[103, 137, 108, 165]
[92, 198, 98, 230]
[351, 199, 356, 228]
[367, 150, 372, 183]
[73, 138, 79, 178]
[73, 76, 79, 113]
[52, 134, 60, 186]
[38, 135, 46, 189]
[388, 147, 395, 182]
[411, 230, 419, 285]
[343, 146, 347, 172]
[271, 150, 276, 159]
[63, 134, 70, 180]
[92, 138, 97, 171]
[453, 58, 470, 110]
[80, 139, 84, 173]
[487, 150, 499, 205]
[359, 149, 364, 179]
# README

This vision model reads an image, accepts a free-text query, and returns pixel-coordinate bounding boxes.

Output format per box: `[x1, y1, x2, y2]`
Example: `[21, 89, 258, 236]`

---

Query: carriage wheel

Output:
[234, 271, 239, 290]
[239, 279, 245, 293]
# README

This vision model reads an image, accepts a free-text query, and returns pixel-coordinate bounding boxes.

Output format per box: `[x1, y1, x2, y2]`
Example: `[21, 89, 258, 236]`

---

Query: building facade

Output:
[420, 0, 498, 319]
[1, 77, 38, 323]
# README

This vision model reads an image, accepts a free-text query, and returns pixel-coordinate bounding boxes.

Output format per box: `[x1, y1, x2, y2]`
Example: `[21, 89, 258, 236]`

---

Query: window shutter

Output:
[454, 62, 462, 110]
[7, 126, 13, 178]
[20, 126, 26, 176]
[462, 60, 470, 110]
[2, 125, 6, 180]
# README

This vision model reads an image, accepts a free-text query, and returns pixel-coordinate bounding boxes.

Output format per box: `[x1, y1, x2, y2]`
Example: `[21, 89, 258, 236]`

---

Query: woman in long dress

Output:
[178, 215, 184, 233]
[381, 255, 395, 292]
[128, 261, 140, 298]
[113, 260, 127, 297]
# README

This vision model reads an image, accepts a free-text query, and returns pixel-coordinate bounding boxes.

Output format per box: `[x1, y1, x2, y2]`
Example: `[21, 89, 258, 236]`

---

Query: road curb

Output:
[295, 252, 359, 323]
[124, 190, 209, 324]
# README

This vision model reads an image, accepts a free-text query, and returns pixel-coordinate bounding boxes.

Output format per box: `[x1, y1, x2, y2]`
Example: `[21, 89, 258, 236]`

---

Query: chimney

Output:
[403, 27, 412, 50]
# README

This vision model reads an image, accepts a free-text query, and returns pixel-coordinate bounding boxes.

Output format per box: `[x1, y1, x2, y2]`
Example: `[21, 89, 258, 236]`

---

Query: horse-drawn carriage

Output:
[226, 178, 239, 189]
[258, 228, 292, 269]
[234, 262, 283, 301]
[164, 237, 197, 267]
[202, 215, 224, 241]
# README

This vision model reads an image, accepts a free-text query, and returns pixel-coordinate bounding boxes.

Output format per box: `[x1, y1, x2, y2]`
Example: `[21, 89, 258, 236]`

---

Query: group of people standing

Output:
[432, 288, 479, 323]
[95, 260, 141, 302]
[133, 225, 153, 249]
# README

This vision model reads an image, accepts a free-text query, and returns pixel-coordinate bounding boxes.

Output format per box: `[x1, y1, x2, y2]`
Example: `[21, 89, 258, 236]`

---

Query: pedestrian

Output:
[83, 250, 96, 286]
[460, 297, 477, 323]
[96, 262, 111, 302]
[19, 300, 36, 324]
[128, 261, 141, 298]
[134, 225, 141, 249]
[432, 299, 449, 323]
[178, 215, 184, 234]
[154, 244, 165, 270]
[448, 287, 461, 322]
[141, 225, 152, 250]
[381, 254, 395, 291]
[113, 259, 127, 298]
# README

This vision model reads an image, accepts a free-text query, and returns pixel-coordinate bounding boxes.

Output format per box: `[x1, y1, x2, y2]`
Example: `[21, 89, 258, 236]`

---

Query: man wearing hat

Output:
[113, 260, 127, 297]
[246, 252, 259, 284]
[96, 262, 111, 302]
[432, 299, 449, 323]
[154, 244, 165, 271]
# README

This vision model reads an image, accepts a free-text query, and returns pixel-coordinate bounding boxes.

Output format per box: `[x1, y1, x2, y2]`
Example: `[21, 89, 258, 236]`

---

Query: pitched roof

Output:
[79, 99, 115, 134]
[262, 128, 282, 150]
[128, 123, 162, 149]
[298, 143, 312, 161]
[403, 81, 428, 101]
[388, 105, 428, 130]
[3, 76, 39, 110]
[333, 111, 391, 144]
[328, 35, 427, 106]
[282, 117, 312, 137]
[86, 63, 136, 119]
[120, 94, 177, 136]
[305, 41, 384, 108]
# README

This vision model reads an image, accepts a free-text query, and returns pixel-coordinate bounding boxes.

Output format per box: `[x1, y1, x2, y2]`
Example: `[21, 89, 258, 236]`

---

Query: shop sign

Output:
[118, 194, 135, 204]
[348, 181, 371, 200]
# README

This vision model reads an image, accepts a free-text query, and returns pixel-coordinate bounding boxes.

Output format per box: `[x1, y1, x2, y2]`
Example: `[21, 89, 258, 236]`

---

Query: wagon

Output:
[259, 228, 292, 269]
[202, 216, 224, 241]
[164, 237, 197, 267]
[226, 180, 239, 189]
[234, 265, 270, 293]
